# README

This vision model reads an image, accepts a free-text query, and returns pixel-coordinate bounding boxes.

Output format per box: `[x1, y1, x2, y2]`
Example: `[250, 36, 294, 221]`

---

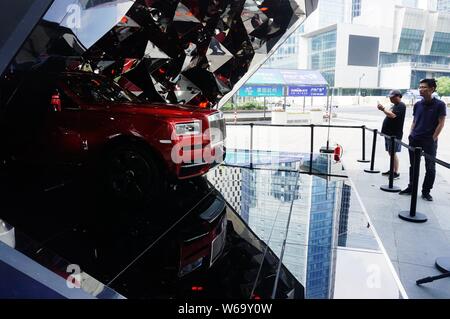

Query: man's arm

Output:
[433, 116, 446, 141]
[377, 104, 396, 118]
[409, 120, 415, 136]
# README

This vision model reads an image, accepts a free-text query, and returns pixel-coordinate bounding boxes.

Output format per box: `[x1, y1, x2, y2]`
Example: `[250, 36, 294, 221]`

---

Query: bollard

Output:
[380, 135, 401, 192]
[357, 126, 370, 163]
[364, 129, 380, 173]
[399, 147, 427, 223]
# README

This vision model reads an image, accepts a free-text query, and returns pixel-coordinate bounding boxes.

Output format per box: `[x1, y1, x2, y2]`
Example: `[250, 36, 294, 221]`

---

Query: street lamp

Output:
[358, 73, 365, 105]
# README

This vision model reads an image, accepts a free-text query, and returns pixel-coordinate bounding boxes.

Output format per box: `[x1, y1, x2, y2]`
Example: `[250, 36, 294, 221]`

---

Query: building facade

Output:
[266, 0, 450, 92]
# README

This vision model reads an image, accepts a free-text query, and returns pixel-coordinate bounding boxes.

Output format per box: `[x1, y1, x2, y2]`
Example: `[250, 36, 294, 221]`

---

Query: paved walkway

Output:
[227, 115, 450, 298]
[343, 142, 450, 299]
[313, 115, 450, 298]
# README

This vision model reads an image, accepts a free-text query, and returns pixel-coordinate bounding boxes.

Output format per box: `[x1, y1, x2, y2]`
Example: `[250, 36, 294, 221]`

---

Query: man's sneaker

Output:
[381, 170, 390, 176]
[422, 193, 433, 201]
[393, 173, 400, 179]
[399, 187, 412, 195]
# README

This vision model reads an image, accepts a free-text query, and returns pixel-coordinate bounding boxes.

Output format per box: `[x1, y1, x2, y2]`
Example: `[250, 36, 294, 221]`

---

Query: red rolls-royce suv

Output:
[1, 71, 226, 202]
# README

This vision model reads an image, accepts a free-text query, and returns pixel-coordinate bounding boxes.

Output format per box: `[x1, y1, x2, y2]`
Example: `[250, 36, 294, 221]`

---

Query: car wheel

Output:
[104, 144, 162, 205]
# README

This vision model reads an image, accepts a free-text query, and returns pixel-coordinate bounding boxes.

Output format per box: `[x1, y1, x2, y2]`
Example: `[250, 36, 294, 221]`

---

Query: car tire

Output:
[103, 144, 163, 206]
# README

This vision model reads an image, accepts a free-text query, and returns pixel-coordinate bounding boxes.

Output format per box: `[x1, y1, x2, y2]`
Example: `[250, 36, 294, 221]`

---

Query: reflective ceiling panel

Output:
[12, 0, 311, 107]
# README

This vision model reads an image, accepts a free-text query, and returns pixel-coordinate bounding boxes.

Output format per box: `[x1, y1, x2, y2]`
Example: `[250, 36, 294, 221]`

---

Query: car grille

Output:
[208, 112, 226, 142]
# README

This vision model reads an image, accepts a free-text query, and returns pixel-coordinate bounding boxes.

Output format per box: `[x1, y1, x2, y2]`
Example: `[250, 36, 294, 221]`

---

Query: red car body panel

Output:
[5, 72, 226, 179]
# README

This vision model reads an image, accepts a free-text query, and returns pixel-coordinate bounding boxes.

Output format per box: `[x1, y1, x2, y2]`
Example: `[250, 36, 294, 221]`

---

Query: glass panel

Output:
[309, 29, 336, 86]
[0, 219, 124, 299]
[398, 28, 424, 54]
[431, 32, 450, 56]
[208, 159, 406, 299]
[0, 170, 302, 299]
[352, 0, 361, 18]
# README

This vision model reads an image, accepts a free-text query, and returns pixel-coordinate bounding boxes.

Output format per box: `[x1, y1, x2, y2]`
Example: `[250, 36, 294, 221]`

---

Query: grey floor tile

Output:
[394, 225, 449, 267]
[431, 205, 450, 231]
[398, 262, 450, 299]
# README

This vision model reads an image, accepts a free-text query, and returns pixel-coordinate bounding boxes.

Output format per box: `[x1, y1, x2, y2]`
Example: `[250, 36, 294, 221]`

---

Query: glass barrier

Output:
[207, 153, 407, 299]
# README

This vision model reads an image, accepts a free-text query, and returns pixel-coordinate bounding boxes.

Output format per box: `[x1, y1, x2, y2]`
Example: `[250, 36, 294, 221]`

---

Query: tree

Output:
[436, 77, 450, 96]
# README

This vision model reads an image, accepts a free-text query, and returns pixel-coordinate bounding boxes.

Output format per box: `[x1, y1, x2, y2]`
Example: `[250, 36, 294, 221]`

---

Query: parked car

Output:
[0, 71, 226, 203]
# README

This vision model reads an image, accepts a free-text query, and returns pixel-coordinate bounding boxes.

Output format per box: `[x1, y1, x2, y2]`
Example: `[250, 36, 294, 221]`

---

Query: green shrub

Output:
[220, 102, 234, 111]
[220, 101, 266, 111]
[240, 101, 264, 110]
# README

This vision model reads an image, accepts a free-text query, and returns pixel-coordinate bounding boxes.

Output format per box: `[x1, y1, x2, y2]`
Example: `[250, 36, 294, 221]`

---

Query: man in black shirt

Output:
[377, 90, 406, 179]
[399, 79, 446, 201]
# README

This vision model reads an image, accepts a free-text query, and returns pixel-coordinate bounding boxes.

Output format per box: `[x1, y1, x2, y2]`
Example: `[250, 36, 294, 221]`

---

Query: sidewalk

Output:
[226, 120, 450, 298]
[321, 120, 450, 298]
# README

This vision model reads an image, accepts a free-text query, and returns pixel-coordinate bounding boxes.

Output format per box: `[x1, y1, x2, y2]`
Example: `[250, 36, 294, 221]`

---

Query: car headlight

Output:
[208, 112, 224, 122]
[175, 121, 201, 135]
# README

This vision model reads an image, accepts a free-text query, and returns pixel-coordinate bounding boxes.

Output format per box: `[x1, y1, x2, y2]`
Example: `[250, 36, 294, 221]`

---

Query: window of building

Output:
[398, 28, 424, 54]
[437, 0, 450, 12]
[431, 32, 450, 56]
[380, 52, 450, 67]
[309, 29, 337, 86]
[402, 0, 417, 8]
[352, 0, 361, 18]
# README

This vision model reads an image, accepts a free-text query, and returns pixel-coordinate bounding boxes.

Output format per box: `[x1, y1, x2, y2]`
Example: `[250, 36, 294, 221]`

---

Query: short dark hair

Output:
[419, 78, 437, 89]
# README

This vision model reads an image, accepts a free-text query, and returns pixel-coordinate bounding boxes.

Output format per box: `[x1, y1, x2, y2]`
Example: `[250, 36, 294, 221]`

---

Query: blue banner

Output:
[288, 86, 327, 97]
[238, 85, 283, 97]
[310, 86, 327, 96]
[245, 69, 329, 86]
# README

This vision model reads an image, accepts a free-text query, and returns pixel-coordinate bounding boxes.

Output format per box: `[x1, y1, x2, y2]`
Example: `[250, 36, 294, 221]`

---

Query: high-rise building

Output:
[266, 0, 347, 69]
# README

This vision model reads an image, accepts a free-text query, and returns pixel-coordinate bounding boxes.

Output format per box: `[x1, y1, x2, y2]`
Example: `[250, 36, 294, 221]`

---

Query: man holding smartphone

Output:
[377, 90, 406, 179]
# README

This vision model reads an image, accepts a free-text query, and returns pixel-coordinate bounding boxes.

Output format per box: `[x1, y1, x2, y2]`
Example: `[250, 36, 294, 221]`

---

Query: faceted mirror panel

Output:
[7, 0, 308, 107]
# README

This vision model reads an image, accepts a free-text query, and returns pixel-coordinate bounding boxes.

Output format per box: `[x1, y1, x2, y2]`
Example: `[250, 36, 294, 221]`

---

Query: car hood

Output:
[106, 102, 216, 119]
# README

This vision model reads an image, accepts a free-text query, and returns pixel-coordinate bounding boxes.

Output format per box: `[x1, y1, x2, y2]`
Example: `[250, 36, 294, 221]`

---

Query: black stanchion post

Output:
[380, 135, 401, 192]
[358, 126, 370, 163]
[399, 147, 427, 223]
[364, 128, 380, 173]
[250, 123, 254, 169]
[310, 124, 314, 174]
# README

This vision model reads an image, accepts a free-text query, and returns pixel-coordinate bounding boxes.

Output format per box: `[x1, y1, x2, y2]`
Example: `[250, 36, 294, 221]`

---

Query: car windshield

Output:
[61, 74, 142, 104]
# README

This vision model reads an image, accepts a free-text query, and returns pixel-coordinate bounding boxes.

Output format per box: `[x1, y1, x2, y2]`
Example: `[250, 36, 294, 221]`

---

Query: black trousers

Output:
[408, 136, 437, 194]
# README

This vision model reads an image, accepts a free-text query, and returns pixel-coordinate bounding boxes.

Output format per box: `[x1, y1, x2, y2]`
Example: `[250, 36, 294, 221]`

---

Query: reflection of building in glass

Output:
[207, 167, 242, 215]
[338, 183, 351, 247]
[303, 154, 332, 176]
[304, 178, 351, 298]
[305, 176, 338, 299]
[270, 163, 300, 202]
[208, 158, 351, 298]
[240, 168, 256, 223]
[242, 169, 311, 286]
